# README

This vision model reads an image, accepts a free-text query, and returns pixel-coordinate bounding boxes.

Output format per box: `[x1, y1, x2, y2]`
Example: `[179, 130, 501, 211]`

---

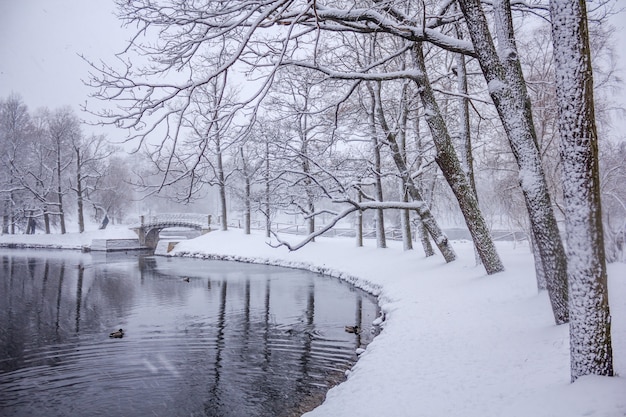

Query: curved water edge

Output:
[170, 250, 386, 303]
[0, 249, 382, 416]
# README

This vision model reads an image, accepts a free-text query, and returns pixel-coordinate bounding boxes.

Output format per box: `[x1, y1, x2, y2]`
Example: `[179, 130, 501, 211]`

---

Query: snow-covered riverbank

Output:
[1, 227, 625, 416]
[0, 226, 138, 250]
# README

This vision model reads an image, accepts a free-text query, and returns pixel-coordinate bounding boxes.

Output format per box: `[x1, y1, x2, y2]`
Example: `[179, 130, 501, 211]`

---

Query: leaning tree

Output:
[550, 0, 613, 382]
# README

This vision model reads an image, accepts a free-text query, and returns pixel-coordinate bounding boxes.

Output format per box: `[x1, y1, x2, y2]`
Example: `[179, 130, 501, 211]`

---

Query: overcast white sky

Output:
[0, 0, 130, 138]
[1, 0, 626, 140]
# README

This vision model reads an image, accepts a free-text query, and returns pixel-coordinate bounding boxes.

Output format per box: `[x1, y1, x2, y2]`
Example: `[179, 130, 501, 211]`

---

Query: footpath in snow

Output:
[1, 227, 625, 416]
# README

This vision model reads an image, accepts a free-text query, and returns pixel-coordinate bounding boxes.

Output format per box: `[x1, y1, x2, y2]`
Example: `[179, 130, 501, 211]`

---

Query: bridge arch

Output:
[130, 213, 212, 249]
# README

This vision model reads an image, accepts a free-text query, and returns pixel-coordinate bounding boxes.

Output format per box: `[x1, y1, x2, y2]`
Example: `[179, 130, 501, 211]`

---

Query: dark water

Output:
[0, 250, 379, 417]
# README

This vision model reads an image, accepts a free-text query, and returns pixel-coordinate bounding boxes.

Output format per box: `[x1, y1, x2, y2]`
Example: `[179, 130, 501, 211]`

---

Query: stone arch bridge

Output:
[130, 213, 212, 249]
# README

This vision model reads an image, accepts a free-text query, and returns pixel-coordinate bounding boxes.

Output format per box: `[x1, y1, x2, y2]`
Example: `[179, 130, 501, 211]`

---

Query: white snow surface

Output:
[1, 226, 625, 416]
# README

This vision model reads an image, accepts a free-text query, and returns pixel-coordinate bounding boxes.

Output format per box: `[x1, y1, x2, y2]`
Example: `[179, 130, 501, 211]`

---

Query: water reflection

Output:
[0, 250, 379, 417]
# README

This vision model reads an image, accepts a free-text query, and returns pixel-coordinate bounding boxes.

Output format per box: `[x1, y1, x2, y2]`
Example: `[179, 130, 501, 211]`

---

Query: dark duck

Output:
[109, 329, 124, 338]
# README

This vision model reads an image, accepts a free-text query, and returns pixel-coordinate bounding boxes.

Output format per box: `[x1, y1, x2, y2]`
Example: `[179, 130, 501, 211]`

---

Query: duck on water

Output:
[109, 329, 124, 338]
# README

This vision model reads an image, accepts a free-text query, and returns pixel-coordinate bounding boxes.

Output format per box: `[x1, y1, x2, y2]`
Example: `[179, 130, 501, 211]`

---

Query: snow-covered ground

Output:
[1, 226, 625, 416]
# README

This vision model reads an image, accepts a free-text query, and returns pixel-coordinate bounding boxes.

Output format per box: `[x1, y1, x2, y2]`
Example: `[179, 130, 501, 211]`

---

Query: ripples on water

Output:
[0, 250, 379, 416]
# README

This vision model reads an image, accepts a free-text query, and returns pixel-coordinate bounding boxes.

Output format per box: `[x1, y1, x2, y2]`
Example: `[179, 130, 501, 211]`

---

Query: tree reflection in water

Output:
[0, 250, 379, 417]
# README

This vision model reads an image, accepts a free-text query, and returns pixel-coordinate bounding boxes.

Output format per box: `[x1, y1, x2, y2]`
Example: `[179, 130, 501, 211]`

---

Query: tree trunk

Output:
[44, 206, 50, 234]
[373, 140, 387, 249]
[397, 93, 413, 251]
[216, 134, 228, 231]
[368, 86, 387, 249]
[76, 148, 85, 233]
[307, 199, 315, 237]
[55, 145, 66, 235]
[400, 183, 413, 251]
[529, 228, 547, 291]
[57, 191, 66, 234]
[457, 0, 568, 323]
[411, 43, 504, 275]
[3, 181, 13, 234]
[264, 139, 271, 238]
[302, 158, 315, 239]
[382, 124, 456, 262]
[2, 197, 9, 234]
[455, 34, 481, 266]
[218, 184, 227, 231]
[298, 122, 316, 240]
[412, 116, 435, 257]
[356, 186, 364, 247]
[550, 0, 613, 381]
[244, 175, 251, 235]
[415, 216, 434, 257]
[239, 147, 252, 235]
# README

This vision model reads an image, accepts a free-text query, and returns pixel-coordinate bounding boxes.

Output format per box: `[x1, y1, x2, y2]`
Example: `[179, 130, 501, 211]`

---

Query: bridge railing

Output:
[132, 213, 212, 229]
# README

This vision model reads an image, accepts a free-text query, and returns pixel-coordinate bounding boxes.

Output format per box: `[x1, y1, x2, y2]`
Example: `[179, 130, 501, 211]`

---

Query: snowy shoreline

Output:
[169, 250, 385, 301]
[1, 227, 625, 416]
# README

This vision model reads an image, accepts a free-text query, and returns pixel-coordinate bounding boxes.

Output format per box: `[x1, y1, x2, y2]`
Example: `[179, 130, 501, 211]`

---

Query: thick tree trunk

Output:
[412, 43, 504, 275]
[457, 0, 568, 323]
[550, 0, 613, 381]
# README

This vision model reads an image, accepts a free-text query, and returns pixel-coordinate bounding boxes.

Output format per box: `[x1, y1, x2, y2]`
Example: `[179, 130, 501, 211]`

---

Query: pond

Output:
[0, 250, 380, 417]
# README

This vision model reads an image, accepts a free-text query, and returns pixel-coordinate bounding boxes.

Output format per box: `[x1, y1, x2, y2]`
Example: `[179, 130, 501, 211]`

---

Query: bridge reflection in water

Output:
[0, 251, 380, 417]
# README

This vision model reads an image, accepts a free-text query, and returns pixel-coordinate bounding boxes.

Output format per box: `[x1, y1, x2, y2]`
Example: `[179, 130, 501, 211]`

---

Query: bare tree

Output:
[191, 76, 238, 232]
[265, 67, 338, 239]
[233, 140, 265, 235]
[45, 107, 80, 234]
[68, 133, 115, 232]
[91, 155, 135, 224]
[0, 94, 32, 234]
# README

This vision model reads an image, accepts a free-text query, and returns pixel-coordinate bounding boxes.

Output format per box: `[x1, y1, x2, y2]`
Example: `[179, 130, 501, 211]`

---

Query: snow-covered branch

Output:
[270, 200, 428, 251]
